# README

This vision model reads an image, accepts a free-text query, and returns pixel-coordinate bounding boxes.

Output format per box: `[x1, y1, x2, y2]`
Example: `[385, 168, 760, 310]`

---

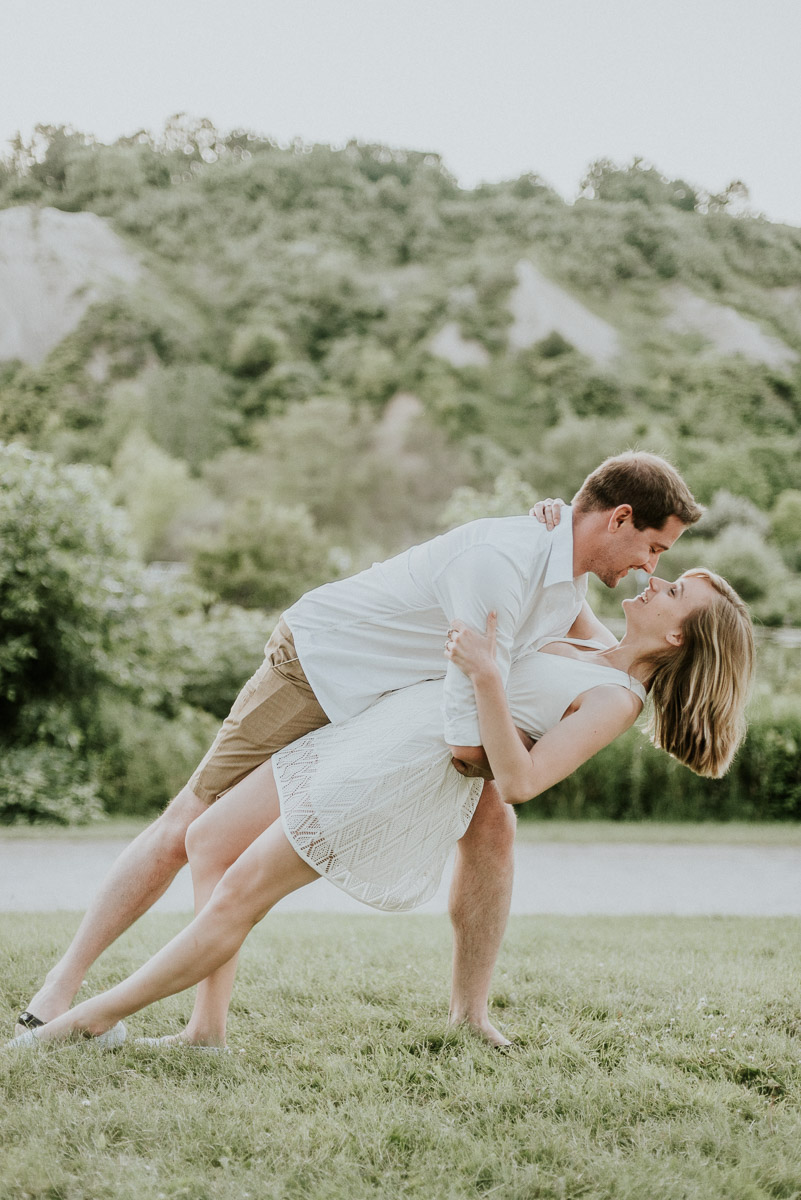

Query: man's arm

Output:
[565, 601, 618, 648]
[449, 726, 535, 780]
[433, 545, 528, 746]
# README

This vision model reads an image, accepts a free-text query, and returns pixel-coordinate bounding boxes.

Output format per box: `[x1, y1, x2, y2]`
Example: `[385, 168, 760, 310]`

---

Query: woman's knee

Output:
[184, 802, 234, 875]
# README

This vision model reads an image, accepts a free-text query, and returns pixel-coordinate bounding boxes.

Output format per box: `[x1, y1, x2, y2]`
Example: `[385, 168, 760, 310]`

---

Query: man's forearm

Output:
[449, 725, 535, 780]
[449, 745, 494, 780]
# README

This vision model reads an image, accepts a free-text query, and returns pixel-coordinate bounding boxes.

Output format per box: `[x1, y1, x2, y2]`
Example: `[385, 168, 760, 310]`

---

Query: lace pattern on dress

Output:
[275, 704, 483, 912]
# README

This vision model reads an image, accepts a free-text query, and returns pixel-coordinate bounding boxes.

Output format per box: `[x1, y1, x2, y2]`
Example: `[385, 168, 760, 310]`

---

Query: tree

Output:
[191, 497, 337, 610]
[580, 157, 698, 211]
[111, 430, 209, 561]
[0, 443, 142, 729]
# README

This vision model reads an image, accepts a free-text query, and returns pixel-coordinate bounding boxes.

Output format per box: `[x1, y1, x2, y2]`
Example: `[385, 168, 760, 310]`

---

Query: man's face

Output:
[590, 511, 687, 588]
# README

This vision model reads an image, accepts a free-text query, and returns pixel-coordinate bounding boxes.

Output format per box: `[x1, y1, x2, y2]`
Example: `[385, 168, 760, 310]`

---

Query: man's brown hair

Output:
[572, 451, 703, 531]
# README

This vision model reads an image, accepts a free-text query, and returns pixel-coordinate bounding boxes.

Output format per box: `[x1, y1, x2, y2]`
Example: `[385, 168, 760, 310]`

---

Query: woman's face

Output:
[622, 573, 715, 647]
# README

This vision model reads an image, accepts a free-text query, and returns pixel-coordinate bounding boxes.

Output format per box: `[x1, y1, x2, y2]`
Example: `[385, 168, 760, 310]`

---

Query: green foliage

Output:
[90, 696, 217, 815]
[0, 443, 141, 727]
[191, 497, 337, 610]
[703, 526, 787, 603]
[103, 365, 242, 470]
[693, 490, 771, 540]
[523, 678, 801, 823]
[229, 323, 288, 377]
[0, 745, 103, 824]
[580, 157, 700, 211]
[0, 444, 281, 819]
[111, 430, 208, 560]
[176, 604, 271, 720]
[441, 468, 539, 527]
[771, 489, 801, 571]
[203, 396, 480, 553]
[3, 124, 801, 817]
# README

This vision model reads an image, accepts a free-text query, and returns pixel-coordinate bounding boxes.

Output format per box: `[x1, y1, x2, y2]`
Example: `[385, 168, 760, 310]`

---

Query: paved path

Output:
[1, 838, 799, 916]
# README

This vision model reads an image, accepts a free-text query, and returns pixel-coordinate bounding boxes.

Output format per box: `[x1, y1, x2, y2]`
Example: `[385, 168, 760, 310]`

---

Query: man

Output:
[17, 452, 700, 1046]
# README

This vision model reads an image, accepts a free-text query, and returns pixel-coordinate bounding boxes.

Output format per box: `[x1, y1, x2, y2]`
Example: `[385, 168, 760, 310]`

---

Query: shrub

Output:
[693, 490, 771, 540]
[771, 490, 801, 571]
[522, 698, 801, 822]
[704, 525, 787, 604]
[177, 604, 272, 720]
[0, 443, 143, 731]
[191, 498, 337, 610]
[229, 323, 288, 377]
[91, 697, 217, 815]
[441, 468, 538, 527]
[0, 746, 104, 825]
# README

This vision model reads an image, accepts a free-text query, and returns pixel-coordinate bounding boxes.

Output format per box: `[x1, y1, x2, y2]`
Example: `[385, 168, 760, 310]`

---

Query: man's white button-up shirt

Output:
[285, 509, 587, 745]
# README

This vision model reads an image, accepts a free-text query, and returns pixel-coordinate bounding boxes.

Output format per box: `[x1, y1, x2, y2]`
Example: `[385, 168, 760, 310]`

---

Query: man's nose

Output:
[640, 556, 658, 574]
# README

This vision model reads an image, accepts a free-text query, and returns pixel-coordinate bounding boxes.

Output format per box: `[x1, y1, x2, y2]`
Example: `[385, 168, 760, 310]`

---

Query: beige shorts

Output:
[188, 617, 329, 806]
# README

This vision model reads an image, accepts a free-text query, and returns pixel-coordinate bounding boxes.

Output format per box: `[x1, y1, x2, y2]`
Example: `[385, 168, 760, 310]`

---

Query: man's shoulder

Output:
[417, 517, 549, 584]
[441, 514, 544, 546]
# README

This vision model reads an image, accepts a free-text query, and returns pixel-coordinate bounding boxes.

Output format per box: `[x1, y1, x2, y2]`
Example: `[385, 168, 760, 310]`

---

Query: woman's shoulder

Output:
[572, 680, 643, 726]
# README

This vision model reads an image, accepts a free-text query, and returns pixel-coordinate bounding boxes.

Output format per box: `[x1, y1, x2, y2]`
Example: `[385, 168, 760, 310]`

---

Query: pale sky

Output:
[4, 0, 801, 225]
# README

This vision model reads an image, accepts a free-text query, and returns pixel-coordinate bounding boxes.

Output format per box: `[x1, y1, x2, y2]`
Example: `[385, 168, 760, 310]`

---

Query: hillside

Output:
[1, 121, 800, 624]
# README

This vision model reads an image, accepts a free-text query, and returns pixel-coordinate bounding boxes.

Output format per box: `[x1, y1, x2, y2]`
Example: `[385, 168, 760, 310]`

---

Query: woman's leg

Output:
[28, 819, 319, 1044]
[149, 759, 285, 1046]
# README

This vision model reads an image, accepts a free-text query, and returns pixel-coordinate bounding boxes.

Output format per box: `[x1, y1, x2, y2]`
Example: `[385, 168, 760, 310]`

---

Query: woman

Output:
[7, 569, 753, 1051]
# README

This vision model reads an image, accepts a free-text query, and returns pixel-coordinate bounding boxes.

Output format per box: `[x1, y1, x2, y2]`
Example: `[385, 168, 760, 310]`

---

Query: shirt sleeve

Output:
[431, 545, 528, 745]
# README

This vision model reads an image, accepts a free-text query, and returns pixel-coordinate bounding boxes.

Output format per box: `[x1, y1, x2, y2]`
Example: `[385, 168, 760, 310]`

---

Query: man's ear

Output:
[607, 504, 634, 532]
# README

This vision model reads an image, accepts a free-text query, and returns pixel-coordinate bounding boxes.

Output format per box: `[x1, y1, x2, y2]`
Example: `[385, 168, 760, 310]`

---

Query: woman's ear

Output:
[665, 628, 684, 648]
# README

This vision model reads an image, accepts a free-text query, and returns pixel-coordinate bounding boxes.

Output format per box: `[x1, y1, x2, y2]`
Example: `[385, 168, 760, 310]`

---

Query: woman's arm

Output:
[446, 615, 640, 805]
[449, 727, 534, 780]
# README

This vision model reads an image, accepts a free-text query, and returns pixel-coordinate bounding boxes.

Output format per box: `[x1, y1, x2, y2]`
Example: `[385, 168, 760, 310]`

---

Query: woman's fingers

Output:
[529, 497, 565, 531]
[485, 610, 497, 656]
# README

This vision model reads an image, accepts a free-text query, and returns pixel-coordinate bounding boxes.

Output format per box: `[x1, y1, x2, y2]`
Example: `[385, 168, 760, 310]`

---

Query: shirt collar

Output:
[543, 505, 579, 587]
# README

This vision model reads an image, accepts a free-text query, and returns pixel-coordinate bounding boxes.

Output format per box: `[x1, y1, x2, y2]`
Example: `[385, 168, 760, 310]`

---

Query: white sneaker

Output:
[4, 1020, 127, 1051]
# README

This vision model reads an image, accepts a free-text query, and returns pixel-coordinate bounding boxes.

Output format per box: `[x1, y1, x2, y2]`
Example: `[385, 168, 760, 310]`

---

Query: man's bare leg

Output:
[448, 781, 517, 1048]
[18, 822, 318, 1046]
[16, 785, 207, 1035]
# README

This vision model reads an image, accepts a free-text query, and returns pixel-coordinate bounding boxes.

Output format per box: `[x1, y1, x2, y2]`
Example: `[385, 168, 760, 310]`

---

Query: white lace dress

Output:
[273, 640, 646, 912]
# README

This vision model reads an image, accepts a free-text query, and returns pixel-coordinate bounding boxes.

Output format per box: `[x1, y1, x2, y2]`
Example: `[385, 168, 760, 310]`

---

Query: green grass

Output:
[2, 913, 800, 1199]
[0, 816, 154, 841]
[513, 820, 801, 846]
[4, 816, 801, 845]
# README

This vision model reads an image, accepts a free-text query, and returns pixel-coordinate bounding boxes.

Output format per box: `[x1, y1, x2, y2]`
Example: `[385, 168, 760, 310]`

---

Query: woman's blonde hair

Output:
[645, 569, 755, 778]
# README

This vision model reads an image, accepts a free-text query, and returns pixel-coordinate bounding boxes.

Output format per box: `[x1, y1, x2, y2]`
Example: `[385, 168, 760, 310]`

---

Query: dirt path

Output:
[2, 838, 799, 916]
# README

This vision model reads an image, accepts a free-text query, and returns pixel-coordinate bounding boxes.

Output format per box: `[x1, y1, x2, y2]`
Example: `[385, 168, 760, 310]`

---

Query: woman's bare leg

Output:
[27, 821, 318, 1044]
[173, 760, 283, 1046]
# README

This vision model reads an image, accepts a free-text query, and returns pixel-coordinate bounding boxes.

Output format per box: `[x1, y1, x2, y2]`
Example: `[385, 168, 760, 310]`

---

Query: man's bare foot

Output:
[447, 1014, 512, 1049]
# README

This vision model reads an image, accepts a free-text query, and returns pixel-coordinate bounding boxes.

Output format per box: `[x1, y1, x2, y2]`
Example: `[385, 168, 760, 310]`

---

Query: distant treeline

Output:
[1, 120, 800, 820]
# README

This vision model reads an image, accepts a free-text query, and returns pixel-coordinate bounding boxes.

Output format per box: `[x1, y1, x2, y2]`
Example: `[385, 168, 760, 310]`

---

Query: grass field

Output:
[1, 912, 800, 1199]
[3, 816, 801, 845]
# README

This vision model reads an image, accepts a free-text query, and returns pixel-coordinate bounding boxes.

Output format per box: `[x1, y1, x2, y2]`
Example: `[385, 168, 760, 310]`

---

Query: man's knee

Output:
[461, 783, 517, 856]
[149, 786, 209, 868]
